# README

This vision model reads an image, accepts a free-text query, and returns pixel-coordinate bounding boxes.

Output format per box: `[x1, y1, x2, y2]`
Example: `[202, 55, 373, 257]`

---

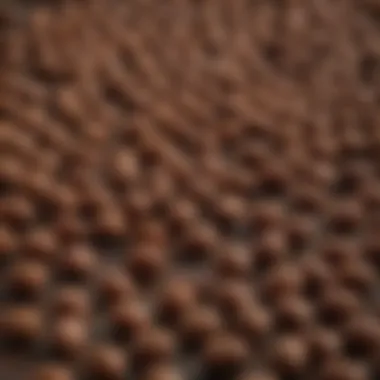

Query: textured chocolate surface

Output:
[1, 0, 380, 379]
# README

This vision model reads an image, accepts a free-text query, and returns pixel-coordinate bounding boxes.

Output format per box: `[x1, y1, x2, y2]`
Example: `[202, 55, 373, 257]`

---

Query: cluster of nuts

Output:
[1, 0, 380, 379]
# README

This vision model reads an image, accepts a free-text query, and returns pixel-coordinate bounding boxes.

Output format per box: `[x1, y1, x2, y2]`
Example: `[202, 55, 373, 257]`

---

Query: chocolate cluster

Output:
[1, 0, 380, 379]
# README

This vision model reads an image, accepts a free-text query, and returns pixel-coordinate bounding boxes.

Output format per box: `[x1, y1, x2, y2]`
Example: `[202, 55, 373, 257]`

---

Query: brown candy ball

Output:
[157, 278, 197, 326]
[59, 244, 96, 281]
[343, 314, 380, 357]
[170, 198, 199, 226]
[250, 201, 284, 231]
[22, 228, 57, 262]
[91, 207, 126, 243]
[54, 186, 78, 211]
[132, 328, 176, 371]
[179, 222, 218, 263]
[54, 213, 88, 243]
[50, 317, 88, 359]
[215, 280, 253, 318]
[52, 286, 91, 318]
[261, 264, 303, 303]
[128, 244, 167, 285]
[98, 267, 137, 306]
[135, 219, 168, 247]
[258, 162, 288, 196]
[318, 286, 361, 327]
[0, 158, 25, 187]
[25, 171, 54, 200]
[286, 215, 315, 251]
[336, 259, 376, 295]
[85, 344, 127, 380]
[236, 304, 273, 343]
[308, 327, 342, 363]
[109, 301, 151, 343]
[272, 335, 309, 375]
[274, 296, 313, 332]
[127, 188, 153, 217]
[214, 245, 251, 278]
[0, 194, 34, 229]
[202, 333, 249, 376]
[110, 149, 139, 184]
[290, 184, 323, 214]
[218, 195, 247, 221]
[6, 259, 49, 300]
[333, 164, 367, 196]
[299, 255, 335, 299]
[321, 239, 358, 268]
[254, 228, 286, 270]
[179, 306, 223, 350]
[0, 306, 42, 348]
[327, 198, 362, 235]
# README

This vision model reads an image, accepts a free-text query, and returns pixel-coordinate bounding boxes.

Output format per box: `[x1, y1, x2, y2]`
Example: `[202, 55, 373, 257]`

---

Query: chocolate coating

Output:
[2, 2, 380, 380]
